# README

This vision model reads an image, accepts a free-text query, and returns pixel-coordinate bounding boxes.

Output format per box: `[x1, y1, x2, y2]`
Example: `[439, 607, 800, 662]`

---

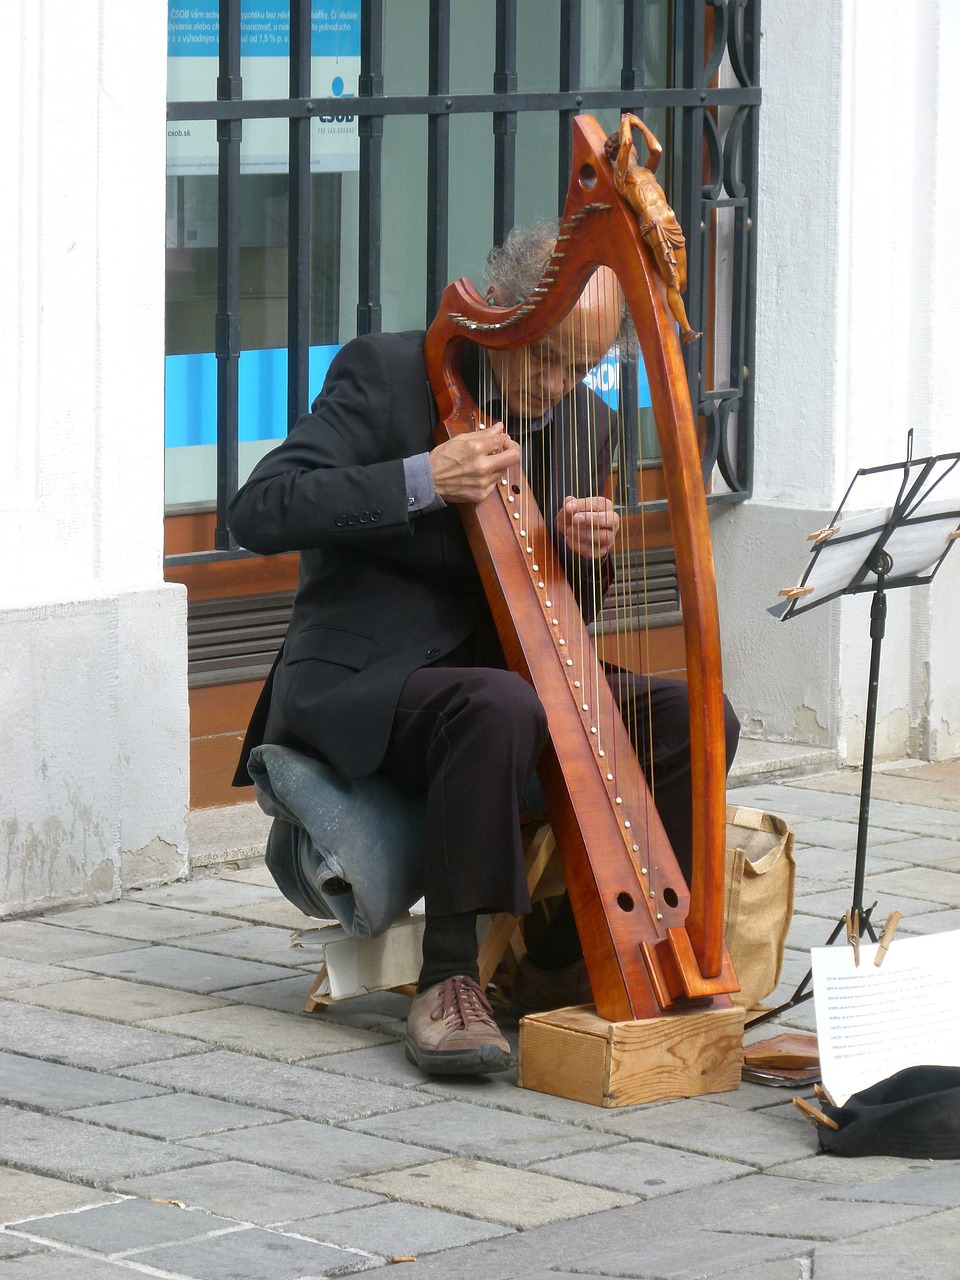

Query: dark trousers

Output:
[379, 661, 740, 918]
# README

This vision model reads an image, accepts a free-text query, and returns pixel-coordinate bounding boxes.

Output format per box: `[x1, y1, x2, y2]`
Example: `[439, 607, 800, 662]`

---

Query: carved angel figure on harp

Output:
[605, 112, 701, 345]
[228, 221, 738, 1078]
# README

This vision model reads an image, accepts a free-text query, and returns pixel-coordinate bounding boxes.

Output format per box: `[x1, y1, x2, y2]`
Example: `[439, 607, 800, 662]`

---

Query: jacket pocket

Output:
[284, 625, 376, 671]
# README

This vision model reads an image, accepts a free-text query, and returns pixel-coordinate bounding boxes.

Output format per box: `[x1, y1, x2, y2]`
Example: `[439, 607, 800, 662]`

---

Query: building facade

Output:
[3, 0, 957, 916]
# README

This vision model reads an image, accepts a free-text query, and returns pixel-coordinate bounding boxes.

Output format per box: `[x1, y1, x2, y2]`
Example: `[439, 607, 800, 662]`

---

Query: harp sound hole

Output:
[511, 484, 520, 494]
[663, 887, 679, 908]
[616, 892, 634, 912]
[579, 164, 597, 190]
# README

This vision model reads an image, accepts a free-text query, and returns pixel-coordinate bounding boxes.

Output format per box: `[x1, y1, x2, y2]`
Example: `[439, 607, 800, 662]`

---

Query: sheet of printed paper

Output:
[811, 929, 960, 1105]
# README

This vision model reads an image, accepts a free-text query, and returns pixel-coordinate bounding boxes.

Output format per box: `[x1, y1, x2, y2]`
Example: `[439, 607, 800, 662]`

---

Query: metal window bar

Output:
[165, 0, 761, 568]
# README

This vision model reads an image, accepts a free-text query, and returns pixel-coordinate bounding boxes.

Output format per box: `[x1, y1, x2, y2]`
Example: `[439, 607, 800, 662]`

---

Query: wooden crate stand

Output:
[518, 1002, 744, 1107]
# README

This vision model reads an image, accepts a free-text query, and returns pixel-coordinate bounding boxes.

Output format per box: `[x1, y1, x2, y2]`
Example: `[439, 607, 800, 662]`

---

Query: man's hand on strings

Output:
[430, 421, 521, 505]
[557, 496, 620, 559]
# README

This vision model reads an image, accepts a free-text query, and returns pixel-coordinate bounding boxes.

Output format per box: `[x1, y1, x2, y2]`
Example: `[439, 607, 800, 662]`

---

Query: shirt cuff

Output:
[403, 453, 446, 515]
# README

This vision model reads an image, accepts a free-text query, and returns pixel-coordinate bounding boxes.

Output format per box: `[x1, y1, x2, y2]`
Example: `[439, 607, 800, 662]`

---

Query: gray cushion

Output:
[247, 744, 426, 939]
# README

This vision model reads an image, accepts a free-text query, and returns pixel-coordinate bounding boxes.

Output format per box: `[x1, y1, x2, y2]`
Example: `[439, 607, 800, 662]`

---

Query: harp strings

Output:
[488, 267, 662, 898]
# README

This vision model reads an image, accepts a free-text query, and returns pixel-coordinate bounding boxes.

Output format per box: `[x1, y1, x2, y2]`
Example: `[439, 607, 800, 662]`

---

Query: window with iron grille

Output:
[165, 0, 759, 683]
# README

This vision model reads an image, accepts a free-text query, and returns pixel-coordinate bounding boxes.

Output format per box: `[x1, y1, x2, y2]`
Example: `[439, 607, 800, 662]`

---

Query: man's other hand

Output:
[557, 495, 620, 558]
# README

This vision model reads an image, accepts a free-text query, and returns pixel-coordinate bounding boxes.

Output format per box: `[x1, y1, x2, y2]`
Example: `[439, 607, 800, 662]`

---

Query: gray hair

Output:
[483, 219, 633, 356]
[483, 220, 559, 305]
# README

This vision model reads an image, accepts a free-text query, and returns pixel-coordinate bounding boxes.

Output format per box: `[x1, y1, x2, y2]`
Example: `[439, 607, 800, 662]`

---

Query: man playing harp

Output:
[228, 221, 740, 1078]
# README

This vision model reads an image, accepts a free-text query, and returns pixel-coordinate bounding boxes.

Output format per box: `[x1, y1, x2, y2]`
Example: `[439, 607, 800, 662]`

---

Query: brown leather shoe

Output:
[511, 956, 593, 1016]
[404, 975, 511, 1076]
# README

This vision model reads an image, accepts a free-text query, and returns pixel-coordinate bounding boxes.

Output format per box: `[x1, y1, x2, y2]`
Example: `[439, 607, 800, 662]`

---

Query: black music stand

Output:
[749, 433, 960, 1029]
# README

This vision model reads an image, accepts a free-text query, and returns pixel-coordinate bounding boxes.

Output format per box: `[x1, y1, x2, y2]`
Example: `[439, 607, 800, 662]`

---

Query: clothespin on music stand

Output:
[777, 585, 814, 601]
[845, 909, 860, 966]
[874, 910, 902, 967]
[807, 524, 841, 546]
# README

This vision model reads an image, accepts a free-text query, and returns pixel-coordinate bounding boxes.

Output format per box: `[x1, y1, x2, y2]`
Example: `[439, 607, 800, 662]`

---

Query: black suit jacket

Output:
[228, 329, 614, 784]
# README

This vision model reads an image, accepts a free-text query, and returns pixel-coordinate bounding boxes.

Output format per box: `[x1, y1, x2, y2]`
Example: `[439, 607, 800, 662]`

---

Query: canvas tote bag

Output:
[724, 804, 796, 1009]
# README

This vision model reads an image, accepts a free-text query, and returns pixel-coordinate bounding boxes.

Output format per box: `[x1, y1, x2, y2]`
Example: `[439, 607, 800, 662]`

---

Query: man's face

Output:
[489, 267, 621, 421]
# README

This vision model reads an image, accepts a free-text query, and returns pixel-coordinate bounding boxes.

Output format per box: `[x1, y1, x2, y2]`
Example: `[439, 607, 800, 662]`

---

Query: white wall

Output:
[1, 0, 188, 916]
[714, 0, 960, 764]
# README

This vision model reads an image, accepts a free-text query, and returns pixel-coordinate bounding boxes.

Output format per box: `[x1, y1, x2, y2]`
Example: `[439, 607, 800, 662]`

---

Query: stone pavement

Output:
[1, 758, 958, 1279]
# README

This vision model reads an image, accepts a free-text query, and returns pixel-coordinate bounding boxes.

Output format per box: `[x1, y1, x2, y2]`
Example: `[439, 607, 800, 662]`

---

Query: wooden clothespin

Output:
[874, 910, 902, 967]
[948, 528, 960, 540]
[814, 1081, 837, 1109]
[793, 1096, 839, 1131]
[807, 524, 841, 545]
[778, 585, 815, 600]
[845, 908, 860, 967]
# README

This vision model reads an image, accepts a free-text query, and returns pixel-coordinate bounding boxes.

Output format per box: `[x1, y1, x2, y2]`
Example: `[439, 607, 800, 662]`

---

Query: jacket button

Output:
[370, 509, 382, 522]
[359, 511, 369, 524]
[425, 648, 441, 660]
[347, 514, 358, 525]
[334, 515, 347, 527]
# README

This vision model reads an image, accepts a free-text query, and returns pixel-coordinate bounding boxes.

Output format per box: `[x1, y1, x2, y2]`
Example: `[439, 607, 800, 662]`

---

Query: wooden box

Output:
[518, 1003, 745, 1107]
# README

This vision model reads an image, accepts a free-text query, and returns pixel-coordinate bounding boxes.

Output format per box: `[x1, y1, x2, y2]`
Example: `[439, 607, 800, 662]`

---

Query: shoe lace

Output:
[431, 976, 495, 1027]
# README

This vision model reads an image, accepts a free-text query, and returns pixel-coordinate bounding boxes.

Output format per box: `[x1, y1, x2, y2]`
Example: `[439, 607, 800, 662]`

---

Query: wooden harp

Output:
[424, 114, 738, 1024]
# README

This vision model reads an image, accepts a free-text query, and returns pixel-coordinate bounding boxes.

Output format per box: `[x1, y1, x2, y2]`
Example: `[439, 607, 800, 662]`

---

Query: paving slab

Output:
[586, 1097, 814, 1169]
[0, 1255, 155, 1278]
[799, 762, 960, 811]
[292, 1199, 513, 1257]
[115, 1159, 384, 1225]
[0, 1236, 44, 1260]
[61, 942, 301, 992]
[0, 1050, 166, 1113]
[306, 1043, 436, 1088]
[710, 1263, 818, 1280]
[38, 900, 247, 941]
[134, 1223, 374, 1278]
[128, 878, 282, 914]
[0, 1167, 121, 1224]
[789, 845, 904, 883]
[764, 1152, 925, 1186]
[902, 905, 960, 934]
[0, 1001, 207, 1069]
[580, 1229, 816, 1278]
[141, 1002, 390, 1060]
[862, 864, 960, 906]
[347, 1157, 635, 1228]
[0, 1104, 214, 1185]
[3, 975, 230, 1022]
[218, 864, 277, 886]
[64, 1091, 287, 1139]
[218, 974, 321, 1015]
[857, 797, 960, 837]
[859, 835, 960, 866]
[346, 1099, 624, 1168]
[15, 1195, 240, 1253]
[414, 1066, 670, 1126]
[790, 821, 906, 850]
[182, 1117, 445, 1181]
[812, 1204, 960, 1262]
[825, 1160, 960, 1204]
[214, 898, 318, 928]
[118, 1048, 437, 1122]
[529, 1139, 754, 1200]
[718, 1190, 931, 1240]
[791, 885, 943, 921]
[169, 921, 318, 968]
[0, 920, 143, 964]
[729, 785, 864, 823]
[0, 958, 80, 990]
[806, 1252, 942, 1280]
